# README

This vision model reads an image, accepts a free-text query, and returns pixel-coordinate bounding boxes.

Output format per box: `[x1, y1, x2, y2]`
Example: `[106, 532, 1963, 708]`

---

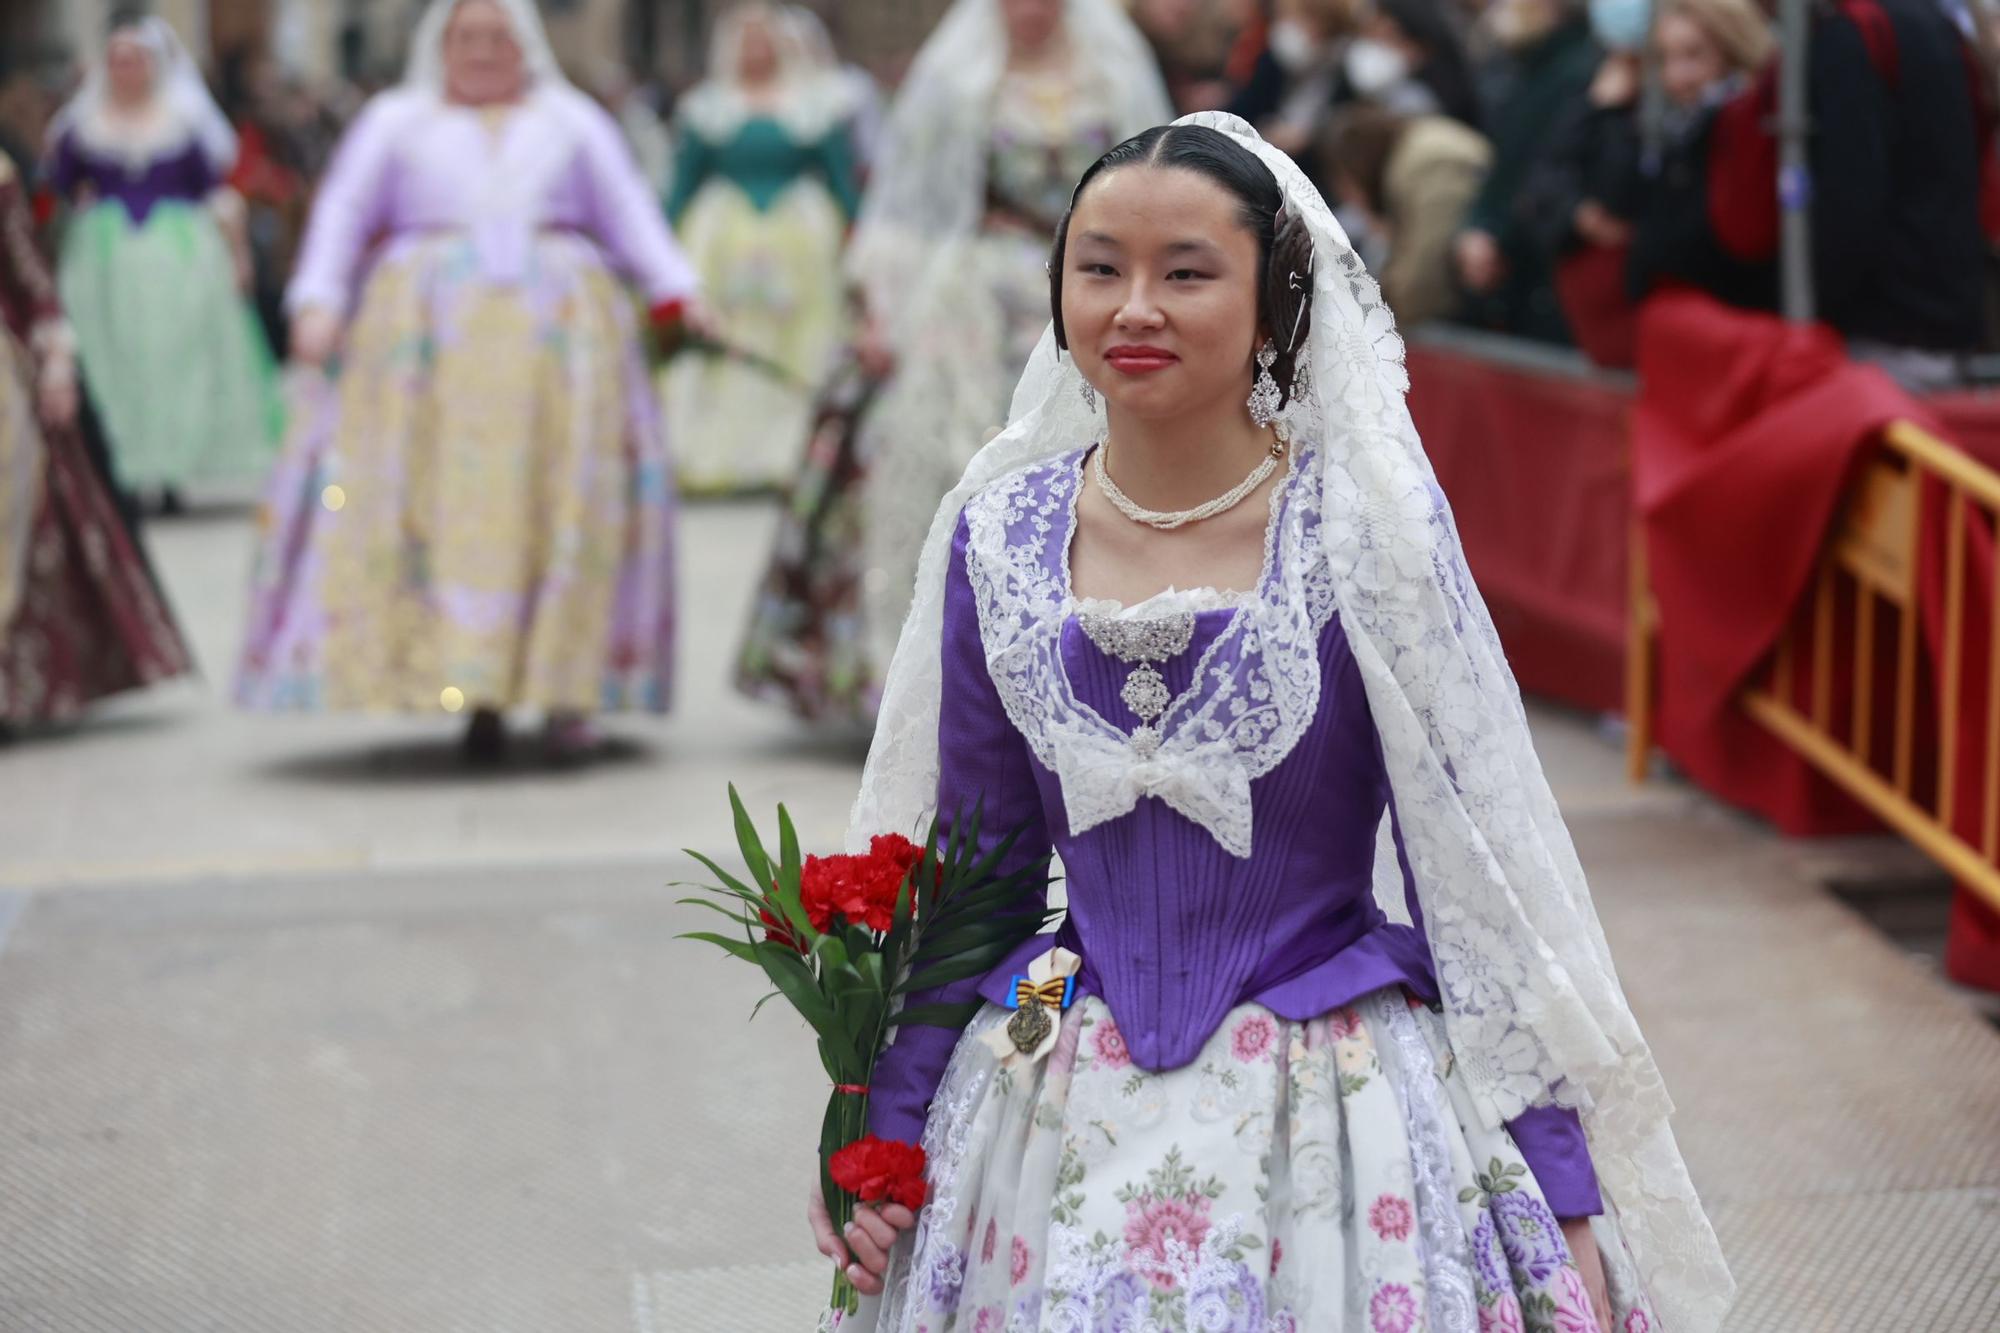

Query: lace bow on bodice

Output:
[961, 445, 1337, 858]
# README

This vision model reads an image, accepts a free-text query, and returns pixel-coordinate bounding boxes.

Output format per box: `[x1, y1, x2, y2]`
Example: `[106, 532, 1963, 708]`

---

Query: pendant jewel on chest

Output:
[1078, 611, 1196, 756]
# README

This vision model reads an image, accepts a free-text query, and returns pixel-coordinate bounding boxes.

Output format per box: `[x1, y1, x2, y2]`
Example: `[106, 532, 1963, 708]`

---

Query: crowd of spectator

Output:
[7, 0, 1998, 383]
[1139, 0, 2000, 384]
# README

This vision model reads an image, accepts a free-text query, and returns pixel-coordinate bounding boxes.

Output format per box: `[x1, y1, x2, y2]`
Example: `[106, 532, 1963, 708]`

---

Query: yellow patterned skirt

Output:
[662, 179, 848, 494]
[237, 234, 676, 715]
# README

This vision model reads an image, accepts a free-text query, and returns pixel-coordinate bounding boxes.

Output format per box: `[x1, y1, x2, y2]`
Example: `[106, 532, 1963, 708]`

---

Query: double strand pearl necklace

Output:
[1092, 430, 1287, 531]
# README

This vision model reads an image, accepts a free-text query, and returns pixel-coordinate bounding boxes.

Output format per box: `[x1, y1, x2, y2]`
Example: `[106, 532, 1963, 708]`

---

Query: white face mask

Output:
[1342, 38, 1412, 95]
[1268, 19, 1328, 73]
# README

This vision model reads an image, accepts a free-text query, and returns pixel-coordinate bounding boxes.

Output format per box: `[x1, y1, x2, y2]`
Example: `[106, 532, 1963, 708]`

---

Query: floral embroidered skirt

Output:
[235, 233, 675, 715]
[663, 179, 849, 495]
[851, 988, 1661, 1333]
[59, 201, 282, 489]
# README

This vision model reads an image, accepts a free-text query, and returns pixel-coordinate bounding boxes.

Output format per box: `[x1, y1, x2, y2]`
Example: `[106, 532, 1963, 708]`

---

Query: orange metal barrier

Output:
[1627, 421, 2000, 911]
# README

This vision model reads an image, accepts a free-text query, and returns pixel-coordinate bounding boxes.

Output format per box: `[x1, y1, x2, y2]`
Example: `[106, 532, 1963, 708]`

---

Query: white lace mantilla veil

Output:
[668, 4, 831, 142]
[844, 0, 1172, 338]
[848, 113, 1734, 1329]
[404, 0, 567, 94]
[48, 16, 239, 174]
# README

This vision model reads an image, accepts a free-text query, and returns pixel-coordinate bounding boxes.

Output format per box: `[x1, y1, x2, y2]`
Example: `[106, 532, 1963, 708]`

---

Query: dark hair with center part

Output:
[1049, 124, 1315, 409]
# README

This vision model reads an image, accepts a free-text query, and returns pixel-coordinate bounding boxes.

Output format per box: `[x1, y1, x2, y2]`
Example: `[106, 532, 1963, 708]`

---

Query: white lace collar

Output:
[962, 441, 1337, 857]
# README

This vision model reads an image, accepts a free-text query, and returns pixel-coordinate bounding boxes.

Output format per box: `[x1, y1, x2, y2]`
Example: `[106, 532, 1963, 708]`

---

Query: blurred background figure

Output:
[592, 60, 674, 197]
[1618, 0, 1779, 334]
[1451, 0, 1599, 343]
[45, 12, 281, 513]
[786, 5, 887, 172]
[0, 145, 189, 734]
[1228, 0, 1357, 162]
[218, 48, 310, 359]
[234, 0, 700, 766]
[1130, 0, 1246, 111]
[733, 0, 1169, 725]
[1704, 0, 1993, 386]
[1322, 102, 1492, 326]
[1500, 0, 1655, 366]
[663, 1, 860, 496]
[1347, 0, 1484, 125]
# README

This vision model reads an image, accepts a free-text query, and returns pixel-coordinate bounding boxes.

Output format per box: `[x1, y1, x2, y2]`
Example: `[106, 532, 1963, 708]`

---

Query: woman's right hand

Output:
[808, 1180, 916, 1297]
[289, 307, 341, 369]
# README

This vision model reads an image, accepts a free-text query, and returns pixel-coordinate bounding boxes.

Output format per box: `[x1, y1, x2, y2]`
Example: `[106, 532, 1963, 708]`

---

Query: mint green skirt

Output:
[59, 200, 282, 488]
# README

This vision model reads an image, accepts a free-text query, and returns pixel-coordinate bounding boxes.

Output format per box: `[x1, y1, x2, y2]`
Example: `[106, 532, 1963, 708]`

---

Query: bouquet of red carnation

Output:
[679, 786, 1055, 1318]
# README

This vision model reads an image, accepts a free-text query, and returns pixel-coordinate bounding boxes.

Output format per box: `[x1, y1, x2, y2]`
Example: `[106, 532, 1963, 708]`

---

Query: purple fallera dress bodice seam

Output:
[48, 131, 215, 226]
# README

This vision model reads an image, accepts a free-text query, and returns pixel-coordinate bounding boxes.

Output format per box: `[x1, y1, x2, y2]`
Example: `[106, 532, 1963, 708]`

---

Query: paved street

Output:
[0, 498, 1996, 1332]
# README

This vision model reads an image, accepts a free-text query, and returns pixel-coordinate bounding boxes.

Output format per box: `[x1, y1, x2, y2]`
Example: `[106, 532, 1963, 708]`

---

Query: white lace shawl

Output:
[844, 0, 1171, 339]
[48, 16, 238, 175]
[673, 3, 849, 144]
[961, 440, 1335, 858]
[404, 0, 567, 95]
[848, 113, 1734, 1329]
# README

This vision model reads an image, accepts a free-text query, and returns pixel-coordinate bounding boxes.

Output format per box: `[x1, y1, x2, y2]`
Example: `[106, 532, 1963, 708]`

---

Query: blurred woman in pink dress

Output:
[235, 0, 701, 764]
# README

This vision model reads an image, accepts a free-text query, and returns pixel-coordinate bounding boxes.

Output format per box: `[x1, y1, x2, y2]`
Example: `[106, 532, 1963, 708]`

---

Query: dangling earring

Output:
[1080, 378, 1098, 411]
[1247, 341, 1282, 429]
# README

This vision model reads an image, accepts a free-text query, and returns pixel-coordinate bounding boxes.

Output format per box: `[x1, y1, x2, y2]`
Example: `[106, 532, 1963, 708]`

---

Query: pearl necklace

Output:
[1092, 434, 1286, 531]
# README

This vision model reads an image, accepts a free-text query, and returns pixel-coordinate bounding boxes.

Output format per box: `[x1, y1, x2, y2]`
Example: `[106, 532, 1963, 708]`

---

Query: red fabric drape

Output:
[1408, 344, 1632, 714]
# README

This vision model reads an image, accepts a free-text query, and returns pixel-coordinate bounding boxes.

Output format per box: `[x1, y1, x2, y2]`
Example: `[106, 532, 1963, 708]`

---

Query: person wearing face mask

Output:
[1344, 0, 1484, 127]
[1227, 0, 1358, 160]
[1451, 0, 1600, 343]
[1504, 0, 1654, 364]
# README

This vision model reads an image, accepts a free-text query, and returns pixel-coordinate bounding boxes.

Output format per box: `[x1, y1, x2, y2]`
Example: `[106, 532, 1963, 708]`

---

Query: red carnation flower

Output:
[796, 838, 929, 935]
[759, 905, 808, 954]
[829, 1135, 928, 1211]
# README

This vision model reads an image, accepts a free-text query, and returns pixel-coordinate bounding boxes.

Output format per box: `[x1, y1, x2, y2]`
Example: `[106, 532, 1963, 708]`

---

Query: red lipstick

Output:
[1105, 344, 1179, 375]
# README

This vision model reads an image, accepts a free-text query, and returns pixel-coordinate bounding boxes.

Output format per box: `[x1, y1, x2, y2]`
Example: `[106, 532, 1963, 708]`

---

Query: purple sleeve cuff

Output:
[1505, 1104, 1603, 1218]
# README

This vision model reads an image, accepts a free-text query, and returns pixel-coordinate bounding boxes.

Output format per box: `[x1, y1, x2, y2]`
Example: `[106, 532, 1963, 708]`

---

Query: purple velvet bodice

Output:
[48, 131, 215, 225]
[866, 462, 1603, 1218]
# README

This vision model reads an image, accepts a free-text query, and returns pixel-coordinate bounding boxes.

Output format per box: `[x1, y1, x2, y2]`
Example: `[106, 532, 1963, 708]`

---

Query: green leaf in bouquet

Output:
[895, 937, 1031, 995]
[674, 896, 763, 930]
[826, 960, 877, 1009]
[811, 932, 850, 971]
[920, 864, 1057, 928]
[910, 919, 1041, 963]
[679, 930, 764, 964]
[755, 943, 853, 1059]
[728, 785, 776, 891]
[778, 805, 803, 881]
[885, 999, 987, 1030]
[677, 853, 764, 907]
[748, 989, 785, 1021]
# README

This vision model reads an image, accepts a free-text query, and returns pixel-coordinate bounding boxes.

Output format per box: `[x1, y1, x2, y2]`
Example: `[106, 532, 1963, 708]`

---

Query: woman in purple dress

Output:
[813, 117, 1733, 1331]
[234, 0, 700, 763]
